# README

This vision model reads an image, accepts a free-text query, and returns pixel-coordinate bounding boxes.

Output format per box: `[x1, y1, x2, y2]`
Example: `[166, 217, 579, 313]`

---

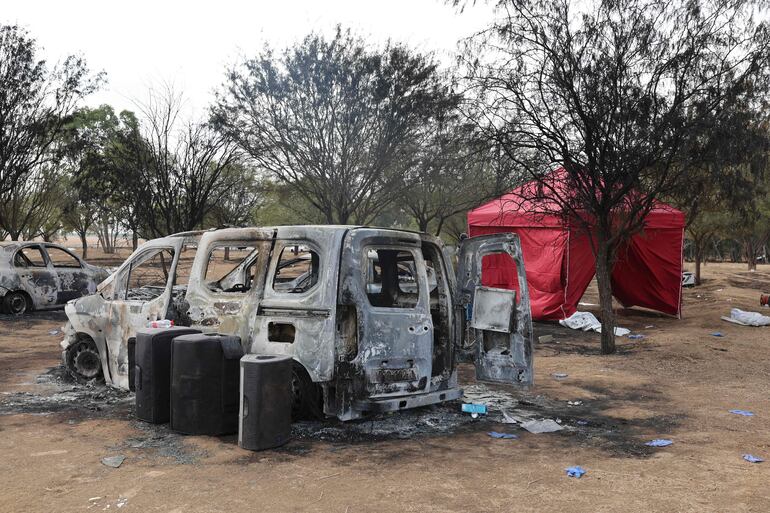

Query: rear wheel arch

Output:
[291, 360, 324, 420]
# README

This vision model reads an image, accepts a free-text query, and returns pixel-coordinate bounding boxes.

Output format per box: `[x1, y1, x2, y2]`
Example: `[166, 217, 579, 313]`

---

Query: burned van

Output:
[61, 226, 533, 420]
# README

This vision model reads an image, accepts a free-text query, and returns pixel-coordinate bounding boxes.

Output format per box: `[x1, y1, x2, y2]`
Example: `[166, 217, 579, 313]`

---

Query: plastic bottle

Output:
[147, 319, 174, 329]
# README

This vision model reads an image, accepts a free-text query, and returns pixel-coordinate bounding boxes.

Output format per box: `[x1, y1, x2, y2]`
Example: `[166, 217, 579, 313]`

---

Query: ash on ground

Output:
[0, 366, 133, 419]
[291, 384, 574, 443]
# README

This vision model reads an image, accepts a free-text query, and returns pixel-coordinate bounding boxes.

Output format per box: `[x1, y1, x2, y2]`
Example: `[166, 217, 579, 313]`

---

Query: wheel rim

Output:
[8, 294, 26, 314]
[72, 343, 101, 378]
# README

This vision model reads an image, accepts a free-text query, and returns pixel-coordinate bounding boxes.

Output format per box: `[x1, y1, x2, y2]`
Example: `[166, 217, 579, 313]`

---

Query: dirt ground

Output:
[2, 262, 770, 512]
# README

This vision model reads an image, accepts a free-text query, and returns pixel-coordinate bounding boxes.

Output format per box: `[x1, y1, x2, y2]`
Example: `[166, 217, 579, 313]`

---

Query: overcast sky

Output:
[4, 0, 494, 118]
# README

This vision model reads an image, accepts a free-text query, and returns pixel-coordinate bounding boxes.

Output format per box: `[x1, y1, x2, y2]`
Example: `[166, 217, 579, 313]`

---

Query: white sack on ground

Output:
[559, 311, 631, 336]
[729, 308, 770, 327]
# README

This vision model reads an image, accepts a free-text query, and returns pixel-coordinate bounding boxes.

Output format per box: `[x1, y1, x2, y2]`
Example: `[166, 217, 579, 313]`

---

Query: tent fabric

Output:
[467, 172, 685, 320]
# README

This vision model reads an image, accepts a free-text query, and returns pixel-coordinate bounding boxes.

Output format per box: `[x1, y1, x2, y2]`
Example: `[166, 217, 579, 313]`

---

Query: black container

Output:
[238, 354, 293, 451]
[127, 336, 136, 392]
[134, 327, 201, 423]
[170, 333, 244, 435]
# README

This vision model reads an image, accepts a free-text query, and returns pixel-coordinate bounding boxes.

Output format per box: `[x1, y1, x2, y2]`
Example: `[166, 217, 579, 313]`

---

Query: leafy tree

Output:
[59, 106, 124, 256]
[212, 28, 458, 225]
[0, 166, 61, 240]
[0, 24, 102, 199]
[463, 0, 770, 354]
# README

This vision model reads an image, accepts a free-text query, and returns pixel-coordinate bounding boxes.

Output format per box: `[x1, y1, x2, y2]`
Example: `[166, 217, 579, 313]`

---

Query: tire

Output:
[3, 291, 30, 315]
[64, 336, 104, 383]
[291, 363, 324, 421]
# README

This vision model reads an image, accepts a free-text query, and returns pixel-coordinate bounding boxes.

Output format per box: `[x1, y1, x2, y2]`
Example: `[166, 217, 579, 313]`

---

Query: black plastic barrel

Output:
[134, 327, 201, 423]
[170, 333, 244, 435]
[238, 354, 293, 451]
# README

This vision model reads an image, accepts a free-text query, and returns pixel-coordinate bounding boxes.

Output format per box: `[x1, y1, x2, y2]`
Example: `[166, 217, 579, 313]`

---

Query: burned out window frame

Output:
[268, 240, 322, 297]
[201, 240, 263, 296]
[117, 246, 177, 301]
[14, 245, 48, 268]
[361, 245, 427, 311]
[43, 245, 83, 269]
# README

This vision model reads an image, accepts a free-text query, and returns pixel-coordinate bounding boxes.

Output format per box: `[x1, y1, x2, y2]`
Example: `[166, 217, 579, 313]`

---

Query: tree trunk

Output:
[595, 240, 616, 355]
[693, 236, 703, 285]
[79, 231, 88, 260]
[224, 246, 230, 261]
[132, 229, 139, 251]
[746, 239, 757, 271]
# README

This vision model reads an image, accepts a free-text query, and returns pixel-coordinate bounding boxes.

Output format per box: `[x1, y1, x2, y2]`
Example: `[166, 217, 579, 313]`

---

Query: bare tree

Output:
[0, 24, 102, 197]
[212, 28, 458, 225]
[404, 124, 515, 234]
[132, 85, 242, 238]
[463, 0, 770, 353]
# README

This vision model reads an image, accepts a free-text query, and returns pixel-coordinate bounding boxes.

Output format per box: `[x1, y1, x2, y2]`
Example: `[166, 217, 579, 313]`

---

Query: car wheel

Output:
[3, 292, 30, 315]
[291, 363, 324, 421]
[65, 337, 103, 382]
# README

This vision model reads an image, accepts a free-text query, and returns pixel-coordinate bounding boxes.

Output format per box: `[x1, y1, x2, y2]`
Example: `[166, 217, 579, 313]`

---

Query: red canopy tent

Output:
[467, 172, 686, 320]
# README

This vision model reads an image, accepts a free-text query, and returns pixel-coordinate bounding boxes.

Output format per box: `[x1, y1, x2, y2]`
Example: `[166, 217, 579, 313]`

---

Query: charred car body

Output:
[61, 226, 533, 420]
[0, 241, 109, 315]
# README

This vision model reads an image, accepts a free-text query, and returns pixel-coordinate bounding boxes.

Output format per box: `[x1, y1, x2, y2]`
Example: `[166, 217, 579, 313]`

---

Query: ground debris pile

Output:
[291, 383, 576, 443]
[116, 421, 208, 465]
[0, 366, 132, 418]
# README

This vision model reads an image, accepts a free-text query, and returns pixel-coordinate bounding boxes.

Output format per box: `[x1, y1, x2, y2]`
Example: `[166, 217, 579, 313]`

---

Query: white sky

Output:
[3, 0, 495, 118]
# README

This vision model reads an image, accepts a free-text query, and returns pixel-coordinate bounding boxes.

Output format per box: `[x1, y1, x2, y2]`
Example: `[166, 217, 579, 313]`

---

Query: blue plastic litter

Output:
[462, 403, 487, 416]
[488, 431, 518, 439]
[729, 409, 754, 416]
[743, 454, 764, 463]
[628, 334, 645, 340]
[576, 420, 589, 426]
[566, 466, 586, 478]
[710, 332, 724, 337]
[645, 439, 673, 447]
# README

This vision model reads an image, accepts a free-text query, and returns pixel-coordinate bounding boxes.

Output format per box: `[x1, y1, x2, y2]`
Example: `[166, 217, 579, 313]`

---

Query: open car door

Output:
[456, 233, 533, 386]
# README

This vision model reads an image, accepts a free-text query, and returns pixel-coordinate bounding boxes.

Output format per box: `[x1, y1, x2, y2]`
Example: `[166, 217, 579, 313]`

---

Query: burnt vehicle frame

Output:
[61, 226, 533, 420]
[0, 241, 108, 315]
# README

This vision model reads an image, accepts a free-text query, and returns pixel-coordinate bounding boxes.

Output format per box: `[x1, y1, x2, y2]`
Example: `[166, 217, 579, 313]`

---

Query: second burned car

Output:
[61, 226, 533, 420]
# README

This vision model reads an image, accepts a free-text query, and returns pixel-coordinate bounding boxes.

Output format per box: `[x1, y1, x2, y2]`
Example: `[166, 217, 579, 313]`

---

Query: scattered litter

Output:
[576, 420, 589, 426]
[645, 325, 655, 329]
[559, 311, 630, 336]
[645, 439, 673, 447]
[743, 454, 764, 463]
[538, 334, 554, 343]
[89, 497, 102, 502]
[721, 308, 770, 327]
[116, 498, 128, 508]
[487, 431, 518, 439]
[553, 373, 569, 380]
[729, 409, 754, 416]
[461, 403, 487, 418]
[627, 334, 645, 340]
[567, 400, 583, 407]
[101, 455, 125, 468]
[48, 329, 61, 336]
[501, 411, 519, 424]
[521, 419, 563, 433]
[710, 332, 724, 337]
[566, 466, 586, 478]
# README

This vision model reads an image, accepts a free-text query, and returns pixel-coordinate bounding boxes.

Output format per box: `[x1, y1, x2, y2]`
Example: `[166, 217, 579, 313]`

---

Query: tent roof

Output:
[469, 169, 685, 230]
